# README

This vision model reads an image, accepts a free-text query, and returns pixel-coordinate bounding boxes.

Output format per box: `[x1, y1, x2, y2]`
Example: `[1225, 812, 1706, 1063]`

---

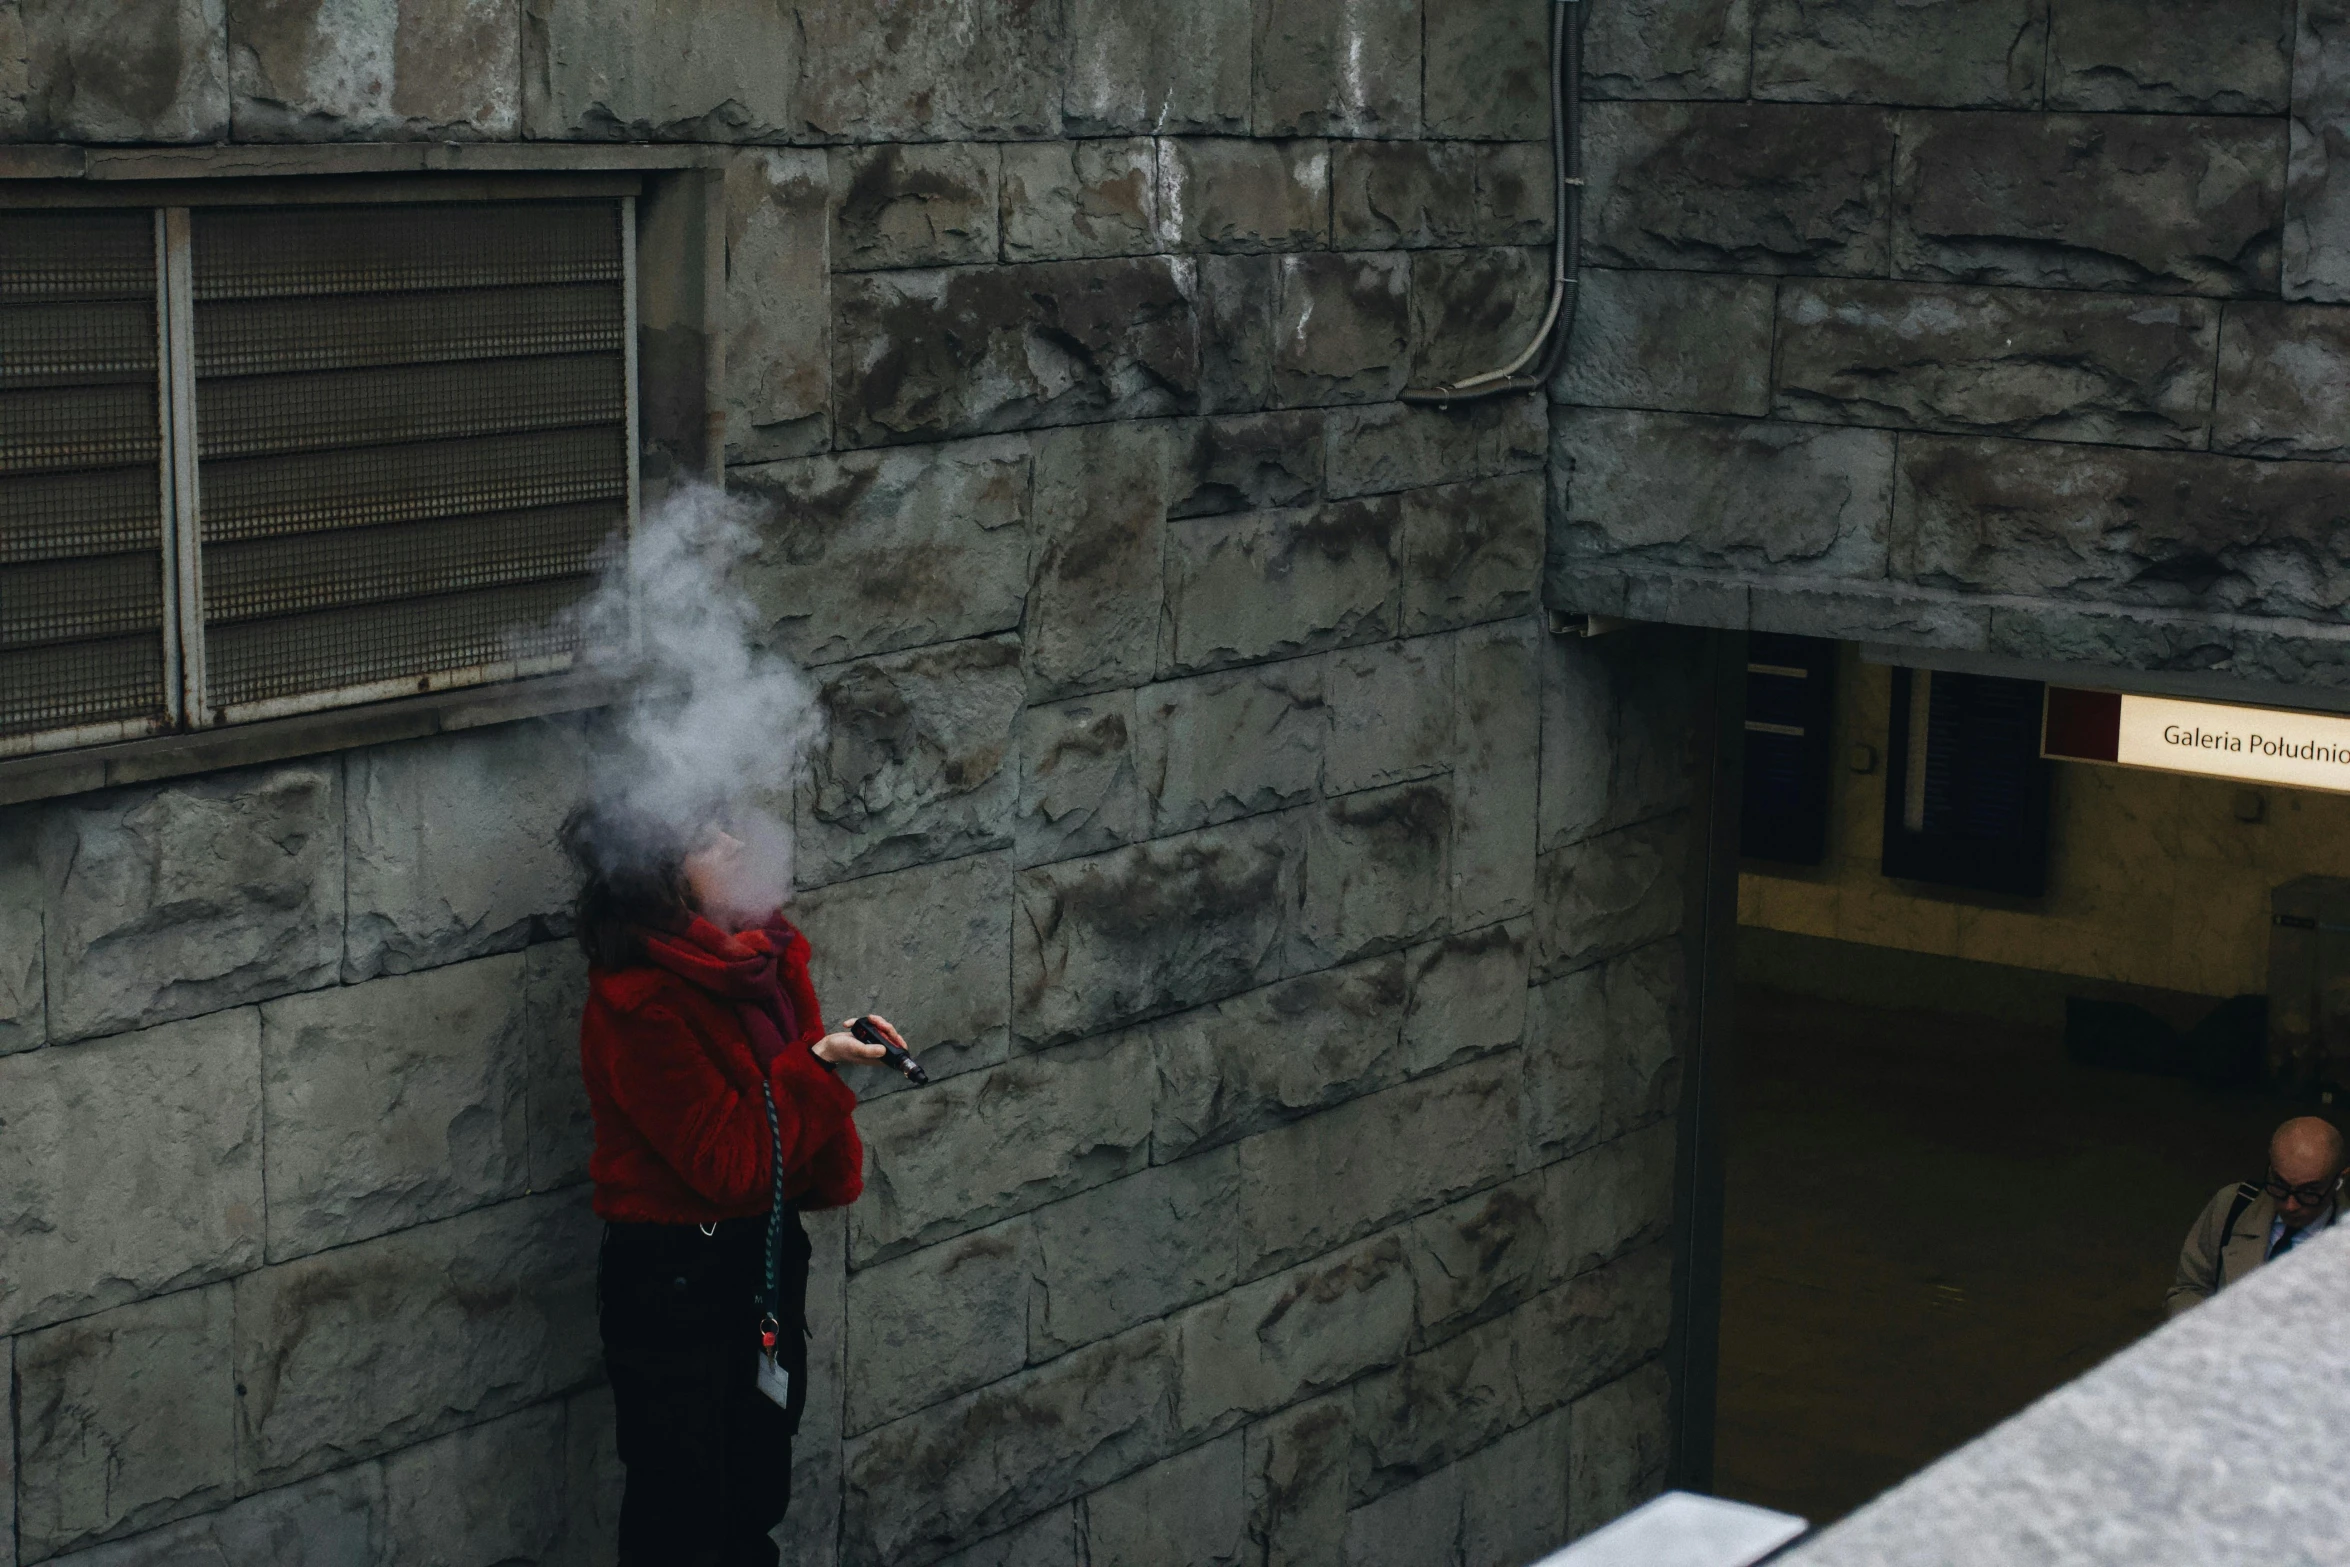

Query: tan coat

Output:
[2166, 1182, 2332, 1318]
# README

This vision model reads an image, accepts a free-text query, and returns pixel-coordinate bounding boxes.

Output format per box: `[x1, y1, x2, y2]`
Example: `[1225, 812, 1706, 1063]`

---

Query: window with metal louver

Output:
[0, 210, 175, 756]
[185, 198, 634, 725]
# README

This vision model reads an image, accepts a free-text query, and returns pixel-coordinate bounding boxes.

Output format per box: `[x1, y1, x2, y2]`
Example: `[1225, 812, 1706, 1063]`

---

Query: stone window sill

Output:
[0, 671, 616, 807]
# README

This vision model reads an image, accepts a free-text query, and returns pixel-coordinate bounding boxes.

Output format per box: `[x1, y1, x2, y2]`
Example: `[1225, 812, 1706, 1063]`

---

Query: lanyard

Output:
[757, 1079, 784, 1353]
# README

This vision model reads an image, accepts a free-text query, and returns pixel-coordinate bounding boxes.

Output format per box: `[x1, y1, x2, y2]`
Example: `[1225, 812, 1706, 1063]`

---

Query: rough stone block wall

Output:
[0, 0, 1707, 1562]
[1550, 0, 2350, 688]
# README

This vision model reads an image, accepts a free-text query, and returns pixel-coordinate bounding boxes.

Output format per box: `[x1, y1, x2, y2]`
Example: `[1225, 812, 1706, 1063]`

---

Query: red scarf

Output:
[637, 912, 802, 1069]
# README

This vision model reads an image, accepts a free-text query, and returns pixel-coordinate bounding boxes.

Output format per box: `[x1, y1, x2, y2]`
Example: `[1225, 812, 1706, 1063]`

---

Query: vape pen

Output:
[851, 1016, 930, 1086]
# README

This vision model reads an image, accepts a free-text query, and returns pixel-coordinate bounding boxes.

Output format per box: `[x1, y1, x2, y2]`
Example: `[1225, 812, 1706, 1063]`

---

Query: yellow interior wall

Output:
[1737, 648, 2350, 1000]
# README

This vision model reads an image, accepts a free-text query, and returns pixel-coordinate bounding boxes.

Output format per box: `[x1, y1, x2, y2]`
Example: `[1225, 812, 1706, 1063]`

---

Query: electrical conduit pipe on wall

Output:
[1399, 0, 1584, 406]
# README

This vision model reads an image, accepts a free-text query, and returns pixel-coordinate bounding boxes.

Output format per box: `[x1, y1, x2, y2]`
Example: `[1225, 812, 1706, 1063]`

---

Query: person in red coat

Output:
[563, 805, 900, 1567]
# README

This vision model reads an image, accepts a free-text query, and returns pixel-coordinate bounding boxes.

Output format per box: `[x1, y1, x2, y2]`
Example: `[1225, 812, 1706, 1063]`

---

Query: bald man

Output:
[2166, 1116, 2349, 1317]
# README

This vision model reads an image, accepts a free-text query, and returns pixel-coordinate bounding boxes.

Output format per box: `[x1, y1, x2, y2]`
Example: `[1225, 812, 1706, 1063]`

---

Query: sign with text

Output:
[2043, 687, 2350, 794]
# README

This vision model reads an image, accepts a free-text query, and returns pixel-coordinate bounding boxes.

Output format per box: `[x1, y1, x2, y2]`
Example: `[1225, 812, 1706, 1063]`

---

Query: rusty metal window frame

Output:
[1, 181, 642, 762]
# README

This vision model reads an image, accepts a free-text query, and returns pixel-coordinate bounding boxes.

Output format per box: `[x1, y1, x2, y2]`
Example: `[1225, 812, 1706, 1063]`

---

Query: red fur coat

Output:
[579, 916, 864, 1225]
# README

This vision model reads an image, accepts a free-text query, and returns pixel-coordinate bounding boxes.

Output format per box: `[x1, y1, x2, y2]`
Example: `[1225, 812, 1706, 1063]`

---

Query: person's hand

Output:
[812, 1014, 902, 1065]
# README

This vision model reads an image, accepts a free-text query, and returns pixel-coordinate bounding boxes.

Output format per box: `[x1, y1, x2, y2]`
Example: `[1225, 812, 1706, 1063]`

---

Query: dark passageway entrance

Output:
[1710, 984, 2305, 1525]
[1698, 640, 2350, 1527]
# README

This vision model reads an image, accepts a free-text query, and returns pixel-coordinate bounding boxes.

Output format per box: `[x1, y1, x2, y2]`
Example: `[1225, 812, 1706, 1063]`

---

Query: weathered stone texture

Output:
[2287, 0, 2350, 301]
[850, 1036, 1155, 1262]
[1399, 1176, 1549, 1356]
[794, 0, 1064, 141]
[847, 1219, 1034, 1433]
[1198, 254, 1279, 413]
[17, 1285, 236, 1558]
[1245, 1392, 1349, 1567]
[1032, 1148, 1244, 1356]
[1002, 139, 1160, 261]
[1424, 0, 1543, 139]
[1325, 398, 1547, 501]
[260, 954, 530, 1259]
[1019, 691, 1144, 866]
[725, 147, 831, 464]
[1752, 0, 2047, 106]
[1136, 662, 1326, 837]
[1161, 138, 1330, 254]
[524, 0, 795, 139]
[40, 761, 342, 1043]
[1325, 636, 1452, 797]
[1532, 822, 1682, 982]
[1550, 268, 1775, 418]
[0, 817, 42, 1052]
[2048, 0, 2292, 113]
[1407, 247, 1548, 392]
[1776, 280, 2220, 448]
[1026, 420, 1171, 700]
[787, 1208, 850, 1567]
[737, 436, 1030, 668]
[1063, 0, 1248, 134]
[796, 853, 1011, 1093]
[1238, 1058, 1518, 1275]
[935, 1505, 1082, 1567]
[342, 720, 582, 980]
[842, 1322, 1177, 1567]
[4, 0, 227, 141]
[833, 259, 1198, 447]
[1271, 253, 1411, 407]
[1403, 922, 1531, 1080]
[230, 0, 518, 139]
[1479, 143, 1556, 249]
[1333, 141, 1482, 252]
[797, 635, 1023, 885]
[1891, 434, 2350, 622]
[381, 1403, 567, 1566]
[1295, 781, 1451, 970]
[1553, 407, 1893, 580]
[1451, 622, 1540, 929]
[0, 1010, 263, 1336]
[523, 939, 593, 1192]
[1523, 943, 1685, 1162]
[45, 1466, 384, 1567]
[1083, 1436, 1250, 1567]
[1177, 1234, 1417, 1434]
[562, 1386, 625, 1567]
[1585, 0, 1753, 99]
[1400, 476, 1542, 635]
[232, 1194, 598, 1488]
[1584, 102, 1893, 275]
[1567, 1363, 1673, 1539]
[1546, 1120, 1679, 1281]
[832, 143, 1000, 271]
[1164, 500, 1401, 674]
[2213, 302, 2350, 459]
[1174, 411, 1322, 520]
[1015, 815, 1300, 1047]
[1893, 111, 2286, 296]
[1150, 956, 1410, 1161]
[1252, 0, 1418, 136]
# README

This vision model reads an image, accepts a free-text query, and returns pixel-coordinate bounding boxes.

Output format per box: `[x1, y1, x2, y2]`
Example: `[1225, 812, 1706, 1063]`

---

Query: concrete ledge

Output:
[0, 672, 615, 807]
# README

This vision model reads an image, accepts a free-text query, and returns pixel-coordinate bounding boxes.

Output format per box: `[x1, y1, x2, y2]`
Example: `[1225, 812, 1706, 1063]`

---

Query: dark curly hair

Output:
[560, 802, 702, 970]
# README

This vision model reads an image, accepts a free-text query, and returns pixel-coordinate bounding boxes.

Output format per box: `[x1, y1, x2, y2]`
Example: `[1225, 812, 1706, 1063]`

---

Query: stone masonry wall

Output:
[0, 2, 1704, 1564]
[1550, 0, 2350, 692]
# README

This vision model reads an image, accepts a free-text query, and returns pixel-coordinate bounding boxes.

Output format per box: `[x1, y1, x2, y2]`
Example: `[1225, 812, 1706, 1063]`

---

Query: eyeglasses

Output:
[2264, 1172, 2341, 1206]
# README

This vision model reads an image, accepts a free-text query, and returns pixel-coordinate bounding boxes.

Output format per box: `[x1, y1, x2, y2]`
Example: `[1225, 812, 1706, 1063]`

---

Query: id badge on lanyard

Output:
[757, 1313, 791, 1409]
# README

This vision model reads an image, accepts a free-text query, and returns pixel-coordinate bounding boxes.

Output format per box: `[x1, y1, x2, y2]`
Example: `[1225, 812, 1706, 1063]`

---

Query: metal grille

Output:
[191, 203, 624, 299]
[191, 200, 629, 720]
[197, 284, 624, 377]
[206, 579, 591, 710]
[200, 427, 629, 544]
[0, 209, 167, 746]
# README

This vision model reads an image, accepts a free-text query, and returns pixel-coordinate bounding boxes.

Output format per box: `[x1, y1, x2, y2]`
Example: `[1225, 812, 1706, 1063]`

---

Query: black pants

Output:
[599, 1213, 812, 1567]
